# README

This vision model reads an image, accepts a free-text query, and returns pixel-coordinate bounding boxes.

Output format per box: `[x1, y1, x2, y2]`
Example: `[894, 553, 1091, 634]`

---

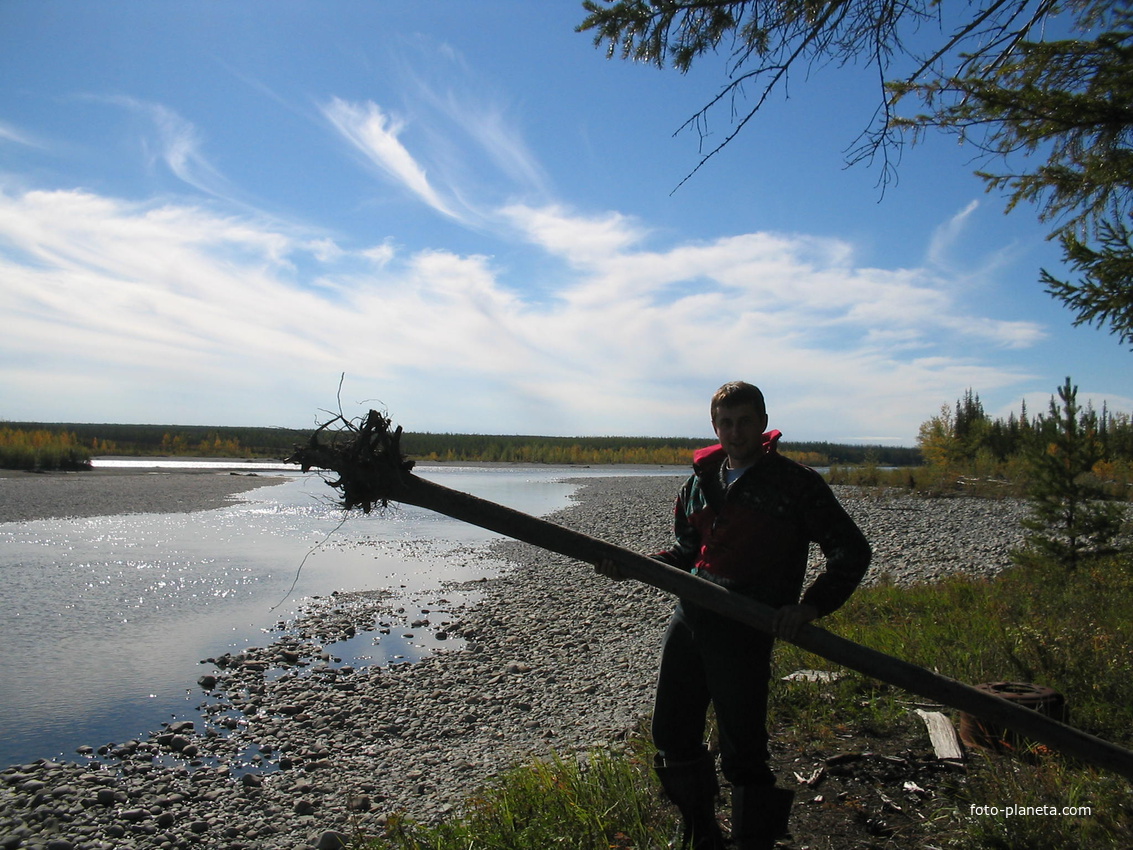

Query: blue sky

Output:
[2, 1, 1128, 445]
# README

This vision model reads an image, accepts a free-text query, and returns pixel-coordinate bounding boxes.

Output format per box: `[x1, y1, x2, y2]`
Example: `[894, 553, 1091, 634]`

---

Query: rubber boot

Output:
[730, 784, 795, 850]
[654, 753, 727, 850]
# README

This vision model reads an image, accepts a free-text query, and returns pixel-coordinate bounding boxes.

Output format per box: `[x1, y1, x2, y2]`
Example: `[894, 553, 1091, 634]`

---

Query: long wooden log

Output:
[289, 411, 1133, 783]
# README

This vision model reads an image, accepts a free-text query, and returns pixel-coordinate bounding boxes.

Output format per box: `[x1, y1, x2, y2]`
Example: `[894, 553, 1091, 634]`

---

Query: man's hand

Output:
[771, 603, 819, 640]
[595, 558, 626, 581]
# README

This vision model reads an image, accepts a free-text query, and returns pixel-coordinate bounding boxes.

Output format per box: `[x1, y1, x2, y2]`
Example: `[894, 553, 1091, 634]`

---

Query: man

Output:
[599, 381, 871, 849]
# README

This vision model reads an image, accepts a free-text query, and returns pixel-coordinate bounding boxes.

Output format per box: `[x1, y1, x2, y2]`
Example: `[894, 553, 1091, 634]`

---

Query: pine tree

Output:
[1015, 377, 1127, 571]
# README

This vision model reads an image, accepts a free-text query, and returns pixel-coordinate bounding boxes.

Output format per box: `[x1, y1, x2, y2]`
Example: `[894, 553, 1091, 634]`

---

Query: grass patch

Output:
[825, 463, 1031, 498]
[365, 748, 673, 850]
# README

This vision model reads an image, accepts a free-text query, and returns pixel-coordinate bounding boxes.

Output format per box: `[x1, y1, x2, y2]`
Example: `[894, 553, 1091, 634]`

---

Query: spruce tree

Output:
[1016, 377, 1127, 571]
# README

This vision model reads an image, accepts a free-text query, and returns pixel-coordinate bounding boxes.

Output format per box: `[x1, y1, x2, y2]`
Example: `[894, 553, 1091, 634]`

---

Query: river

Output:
[0, 463, 683, 767]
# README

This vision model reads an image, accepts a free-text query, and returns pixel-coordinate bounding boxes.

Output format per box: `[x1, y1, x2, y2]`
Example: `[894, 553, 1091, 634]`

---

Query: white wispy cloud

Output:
[321, 97, 459, 220]
[388, 35, 550, 201]
[501, 204, 648, 269]
[96, 96, 237, 200]
[925, 199, 1037, 293]
[0, 186, 1044, 440]
[0, 121, 38, 147]
[927, 199, 980, 267]
[412, 80, 548, 199]
[320, 41, 550, 229]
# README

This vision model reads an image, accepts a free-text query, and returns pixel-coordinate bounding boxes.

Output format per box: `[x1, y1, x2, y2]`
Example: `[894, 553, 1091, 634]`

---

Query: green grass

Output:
[365, 748, 673, 850]
[354, 554, 1133, 849]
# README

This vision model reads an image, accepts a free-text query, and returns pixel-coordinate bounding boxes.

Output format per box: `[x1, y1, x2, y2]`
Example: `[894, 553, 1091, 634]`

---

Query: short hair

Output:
[711, 381, 767, 422]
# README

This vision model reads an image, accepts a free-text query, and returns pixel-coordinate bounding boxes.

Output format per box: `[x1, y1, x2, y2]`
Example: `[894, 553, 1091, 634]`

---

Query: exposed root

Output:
[286, 409, 415, 513]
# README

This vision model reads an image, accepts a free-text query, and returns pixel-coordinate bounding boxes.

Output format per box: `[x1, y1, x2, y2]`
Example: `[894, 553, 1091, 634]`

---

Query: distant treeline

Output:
[402, 433, 920, 467]
[2, 422, 921, 469]
[3, 422, 309, 460]
[402, 433, 700, 465]
[780, 441, 921, 467]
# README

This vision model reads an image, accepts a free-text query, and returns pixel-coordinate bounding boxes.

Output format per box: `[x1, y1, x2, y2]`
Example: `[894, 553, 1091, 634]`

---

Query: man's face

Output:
[712, 402, 769, 468]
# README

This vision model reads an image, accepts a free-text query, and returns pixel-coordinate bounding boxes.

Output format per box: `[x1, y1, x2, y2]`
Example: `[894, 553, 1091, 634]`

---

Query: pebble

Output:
[0, 476, 1030, 848]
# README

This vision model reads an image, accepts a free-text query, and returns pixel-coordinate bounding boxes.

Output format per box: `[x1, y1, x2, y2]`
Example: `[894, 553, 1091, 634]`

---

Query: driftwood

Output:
[914, 709, 965, 762]
[288, 410, 1133, 783]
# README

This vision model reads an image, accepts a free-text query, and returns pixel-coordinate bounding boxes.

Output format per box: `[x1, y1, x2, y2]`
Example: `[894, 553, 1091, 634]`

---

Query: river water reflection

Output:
[0, 464, 680, 767]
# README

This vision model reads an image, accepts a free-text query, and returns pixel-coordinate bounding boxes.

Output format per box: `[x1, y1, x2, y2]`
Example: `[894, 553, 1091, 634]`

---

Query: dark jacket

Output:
[655, 433, 871, 615]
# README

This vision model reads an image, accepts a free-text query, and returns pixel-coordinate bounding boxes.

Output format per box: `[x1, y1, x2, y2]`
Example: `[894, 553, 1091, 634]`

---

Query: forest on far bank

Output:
[0, 421, 921, 471]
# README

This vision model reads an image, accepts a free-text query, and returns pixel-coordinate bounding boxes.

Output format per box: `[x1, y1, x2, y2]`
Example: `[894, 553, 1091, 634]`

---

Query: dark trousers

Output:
[651, 599, 777, 786]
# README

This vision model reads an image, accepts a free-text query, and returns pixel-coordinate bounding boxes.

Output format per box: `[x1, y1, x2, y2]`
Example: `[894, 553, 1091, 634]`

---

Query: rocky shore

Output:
[0, 475, 1029, 850]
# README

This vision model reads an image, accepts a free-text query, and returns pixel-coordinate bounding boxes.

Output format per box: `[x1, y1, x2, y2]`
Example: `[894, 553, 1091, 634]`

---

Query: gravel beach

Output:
[0, 468, 288, 523]
[0, 472, 1030, 849]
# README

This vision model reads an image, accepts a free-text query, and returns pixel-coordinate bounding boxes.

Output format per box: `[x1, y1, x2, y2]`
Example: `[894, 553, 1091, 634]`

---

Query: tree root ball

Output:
[287, 409, 415, 513]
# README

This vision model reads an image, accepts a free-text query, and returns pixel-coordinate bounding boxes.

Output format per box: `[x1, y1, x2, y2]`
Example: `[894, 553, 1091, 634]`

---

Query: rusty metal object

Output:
[960, 682, 1068, 752]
